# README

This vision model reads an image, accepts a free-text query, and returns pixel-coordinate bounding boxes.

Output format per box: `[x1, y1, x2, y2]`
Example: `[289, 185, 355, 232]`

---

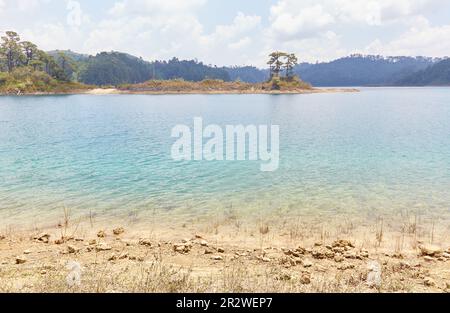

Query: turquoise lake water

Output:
[1, 88, 449, 226]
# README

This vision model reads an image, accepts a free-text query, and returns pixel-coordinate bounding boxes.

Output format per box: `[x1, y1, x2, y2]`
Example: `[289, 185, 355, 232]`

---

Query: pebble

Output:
[15, 256, 27, 264]
[212, 256, 223, 261]
[108, 254, 118, 261]
[139, 238, 152, 247]
[200, 240, 208, 247]
[424, 277, 435, 287]
[217, 247, 225, 253]
[67, 245, 78, 254]
[96, 243, 112, 251]
[34, 233, 50, 243]
[174, 243, 191, 254]
[332, 240, 354, 248]
[113, 227, 125, 235]
[299, 273, 311, 285]
[97, 230, 107, 238]
[419, 244, 443, 257]
[337, 263, 356, 270]
[23, 250, 32, 255]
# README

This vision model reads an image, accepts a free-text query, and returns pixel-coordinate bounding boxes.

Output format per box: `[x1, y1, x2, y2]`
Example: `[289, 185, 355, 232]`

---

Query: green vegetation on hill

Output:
[0, 31, 88, 93]
[0, 67, 89, 94]
[396, 58, 450, 86]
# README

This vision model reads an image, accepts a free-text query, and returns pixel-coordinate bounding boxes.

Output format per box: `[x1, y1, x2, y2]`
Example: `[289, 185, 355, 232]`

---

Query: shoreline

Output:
[0, 87, 359, 96]
[1, 214, 449, 293]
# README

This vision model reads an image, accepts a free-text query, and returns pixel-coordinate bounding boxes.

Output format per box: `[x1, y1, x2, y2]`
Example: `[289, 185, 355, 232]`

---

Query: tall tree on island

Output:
[0, 31, 24, 72]
[284, 53, 298, 79]
[21, 41, 38, 66]
[268, 51, 287, 78]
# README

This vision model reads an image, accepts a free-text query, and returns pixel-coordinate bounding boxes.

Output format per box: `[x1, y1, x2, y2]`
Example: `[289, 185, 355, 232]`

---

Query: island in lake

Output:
[0, 31, 353, 95]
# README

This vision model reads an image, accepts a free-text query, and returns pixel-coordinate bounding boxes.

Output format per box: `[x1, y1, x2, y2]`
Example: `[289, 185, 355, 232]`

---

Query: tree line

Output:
[0, 31, 71, 81]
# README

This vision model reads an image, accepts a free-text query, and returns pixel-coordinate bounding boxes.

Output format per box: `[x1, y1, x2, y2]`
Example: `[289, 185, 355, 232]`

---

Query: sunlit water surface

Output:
[1, 88, 449, 227]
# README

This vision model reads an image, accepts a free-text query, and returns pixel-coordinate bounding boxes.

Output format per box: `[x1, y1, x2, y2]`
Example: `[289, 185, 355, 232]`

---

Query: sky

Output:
[1, 0, 450, 67]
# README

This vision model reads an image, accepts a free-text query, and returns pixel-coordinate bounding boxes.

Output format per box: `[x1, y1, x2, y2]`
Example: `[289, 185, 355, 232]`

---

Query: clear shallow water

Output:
[1, 88, 450, 226]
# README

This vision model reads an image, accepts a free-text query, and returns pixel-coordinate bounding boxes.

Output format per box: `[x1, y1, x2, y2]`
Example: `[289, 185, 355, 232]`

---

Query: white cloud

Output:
[269, 3, 334, 39]
[16, 0, 51, 11]
[109, 0, 206, 16]
[364, 20, 450, 57]
[3, 0, 450, 67]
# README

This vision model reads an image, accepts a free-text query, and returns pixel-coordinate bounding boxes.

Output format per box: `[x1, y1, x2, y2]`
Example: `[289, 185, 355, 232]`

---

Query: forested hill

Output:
[294, 55, 440, 86]
[395, 58, 450, 86]
[51, 50, 447, 87]
[54, 51, 232, 85]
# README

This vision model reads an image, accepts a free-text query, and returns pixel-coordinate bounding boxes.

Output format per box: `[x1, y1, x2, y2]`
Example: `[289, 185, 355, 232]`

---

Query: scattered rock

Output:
[15, 256, 27, 264]
[97, 230, 107, 238]
[113, 227, 125, 236]
[299, 272, 311, 285]
[194, 234, 203, 239]
[295, 246, 306, 255]
[360, 250, 369, 258]
[200, 240, 208, 247]
[423, 256, 435, 262]
[204, 249, 214, 255]
[419, 244, 443, 257]
[54, 238, 65, 245]
[424, 277, 435, 287]
[212, 255, 223, 261]
[261, 257, 271, 263]
[443, 253, 450, 259]
[312, 247, 334, 259]
[96, 243, 112, 252]
[332, 239, 354, 248]
[139, 239, 152, 247]
[0, 235, 5, 240]
[302, 259, 313, 268]
[337, 263, 355, 271]
[23, 250, 32, 255]
[217, 247, 225, 253]
[174, 243, 192, 254]
[108, 254, 118, 261]
[344, 251, 357, 259]
[67, 245, 78, 254]
[88, 239, 97, 246]
[276, 273, 292, 281]
[334, 254, 344, 263]
[283, 249, 300, 257]
[332, 247, 345, 254]
[34, 233, 50, 243]
[119, 252, 129, 260]
[314, 242, 323, 247]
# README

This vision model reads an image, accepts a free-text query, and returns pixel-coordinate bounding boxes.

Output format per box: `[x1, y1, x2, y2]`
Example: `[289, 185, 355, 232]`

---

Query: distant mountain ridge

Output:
[50, 50, 449, 86]
[295, 54, 444, 87]
[396, 58, 450, 86]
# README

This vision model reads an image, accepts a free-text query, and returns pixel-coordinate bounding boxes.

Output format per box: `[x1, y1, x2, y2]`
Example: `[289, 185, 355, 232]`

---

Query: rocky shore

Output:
[1, 220, 449, 293]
